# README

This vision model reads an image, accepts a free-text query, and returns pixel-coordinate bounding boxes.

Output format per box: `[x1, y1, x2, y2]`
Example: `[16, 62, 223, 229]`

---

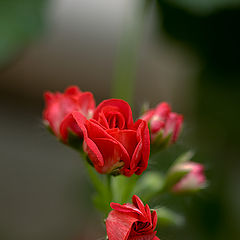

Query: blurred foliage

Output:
[154, 1, 240, 240]
[0, 0, 48, 68]
[165, 0, 240, 14]
[156, 0, 240, 76]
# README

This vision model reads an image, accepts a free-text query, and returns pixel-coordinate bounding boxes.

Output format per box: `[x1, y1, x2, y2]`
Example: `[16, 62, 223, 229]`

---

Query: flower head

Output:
[141, 102, 183, 147]
[62, 99, 150, 176]
[171, 162, 206, 193]
[43, 86, 95, 139]
[106, 195, 160, 240]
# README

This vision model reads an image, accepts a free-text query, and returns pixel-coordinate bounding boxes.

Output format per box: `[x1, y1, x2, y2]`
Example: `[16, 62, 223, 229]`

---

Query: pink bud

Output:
[172, 162, 206, 193]
[141, 102, 183, 146]
[164, 113, 183, 143]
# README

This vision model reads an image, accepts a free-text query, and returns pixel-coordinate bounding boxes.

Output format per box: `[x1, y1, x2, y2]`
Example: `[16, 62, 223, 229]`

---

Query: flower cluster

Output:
[44, 86, 150, 176]
[43, 86, 206, 240]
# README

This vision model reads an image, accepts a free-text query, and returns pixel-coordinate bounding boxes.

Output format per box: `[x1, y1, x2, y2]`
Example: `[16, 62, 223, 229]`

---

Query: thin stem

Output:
[107, 174, 112, 202]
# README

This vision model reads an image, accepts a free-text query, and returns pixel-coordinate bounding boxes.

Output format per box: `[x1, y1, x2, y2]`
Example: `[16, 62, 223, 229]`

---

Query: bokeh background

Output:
[0, 0, 240, 240]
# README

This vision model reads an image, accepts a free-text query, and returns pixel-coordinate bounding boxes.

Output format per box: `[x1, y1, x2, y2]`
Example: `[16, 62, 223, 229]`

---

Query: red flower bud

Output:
[106, 195, 160, 240]
[62, 99, 150, 176]
[171, 162, 206, 193]
[141, 102, 183, 146]
[43, 86, 95, 139]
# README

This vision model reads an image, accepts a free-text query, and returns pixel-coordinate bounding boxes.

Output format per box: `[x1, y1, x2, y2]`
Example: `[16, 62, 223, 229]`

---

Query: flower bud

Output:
[141, 102, 183, 147]
[106, 195, 160, 240]
[43, 86, 95, 141]
[65, 99, 150, 176]
[169, 162, 206, 193]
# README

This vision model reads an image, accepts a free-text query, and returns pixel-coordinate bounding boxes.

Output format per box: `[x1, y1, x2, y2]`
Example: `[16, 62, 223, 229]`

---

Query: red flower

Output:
[43, 86, 95, 139]
[61, 99, 150, 176]
[141, 102, 183, 146]
[106, 195, 159, 240]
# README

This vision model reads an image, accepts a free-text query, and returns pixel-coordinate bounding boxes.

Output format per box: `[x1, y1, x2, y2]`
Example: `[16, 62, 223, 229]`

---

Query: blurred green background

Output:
[0, 0, 239, 240]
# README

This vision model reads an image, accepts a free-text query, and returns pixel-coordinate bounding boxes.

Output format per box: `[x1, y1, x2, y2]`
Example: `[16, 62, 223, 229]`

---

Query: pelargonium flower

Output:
[171, 162, 206, 193]
[141, 102, 183, 146]
[43, 86, 95, 139]
[61, 99, 150, 176]
[106, 195, 159, 240]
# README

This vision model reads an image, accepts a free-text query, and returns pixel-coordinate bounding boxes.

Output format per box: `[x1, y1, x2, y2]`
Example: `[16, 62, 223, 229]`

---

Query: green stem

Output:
[84, 160, 106, 196]
[107, 174, 112, 201]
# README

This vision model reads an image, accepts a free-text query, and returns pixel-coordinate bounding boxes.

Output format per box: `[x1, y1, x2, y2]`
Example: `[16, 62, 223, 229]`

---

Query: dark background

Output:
[0, 0, 239, 239]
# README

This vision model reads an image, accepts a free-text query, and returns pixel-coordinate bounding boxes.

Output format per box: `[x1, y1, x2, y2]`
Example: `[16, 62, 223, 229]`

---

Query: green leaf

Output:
[163, 0, 240, 14]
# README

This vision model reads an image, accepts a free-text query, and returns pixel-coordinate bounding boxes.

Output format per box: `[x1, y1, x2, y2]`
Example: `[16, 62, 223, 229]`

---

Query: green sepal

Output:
[66, 131, 84, 152]
[150, 133, 172, 154]
[45, 124, 55, 135]
[163, 151, 195, 190]
[164, 169, 190, 191]
[175, 150, 195, 164]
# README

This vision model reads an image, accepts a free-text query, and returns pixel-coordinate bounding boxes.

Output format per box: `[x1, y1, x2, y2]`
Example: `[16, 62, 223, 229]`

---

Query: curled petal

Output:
[43, 86, 95, 139]
[106, 210, 138, 240]
[60, 112, 85, 141]
[106, 195, 159, 240]
[93, 99, 134, 128]
[77, 92, 95, 118]
[65, 86, 82, 96]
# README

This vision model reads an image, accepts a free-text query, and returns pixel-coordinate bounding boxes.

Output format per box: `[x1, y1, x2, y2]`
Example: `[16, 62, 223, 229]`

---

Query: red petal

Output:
[130, 140, 142, 172]
[93, 99, 134, 128]
[59, 112, 85, 141]
[106, 210, 138, 240]
[77, 92, 95, 117]
[133, 120, 150, 175]
[64, 86, 82, 95]
[72, 112, 104, 167]
[155, 102, 171, 119]
[144, 204, 152, 223]
[43, 92, 54, 105]
[141, 109, 155, 122]
[164, 113, 183, 143]
[73, 113, 131, 172]
[110, 203, 145, 220]
[43, 95, 77, 136]
[92, 137, 126, 173]
[151, 211, 157, 230]
[107, 129, 137, 160]
[132, 195, 146, 216]
[129, 232, 157, 240]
